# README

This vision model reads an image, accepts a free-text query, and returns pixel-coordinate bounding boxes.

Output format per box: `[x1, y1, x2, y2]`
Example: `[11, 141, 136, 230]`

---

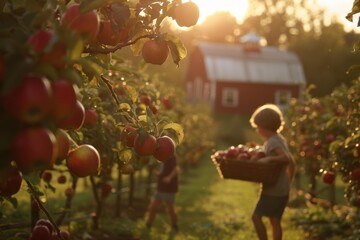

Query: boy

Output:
[249, 104, 296, 240]
[145, 155, 180, 232]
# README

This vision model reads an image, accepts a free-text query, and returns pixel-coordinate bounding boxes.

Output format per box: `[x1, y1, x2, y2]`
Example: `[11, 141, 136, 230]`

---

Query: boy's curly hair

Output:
[249, 104, 285, 133]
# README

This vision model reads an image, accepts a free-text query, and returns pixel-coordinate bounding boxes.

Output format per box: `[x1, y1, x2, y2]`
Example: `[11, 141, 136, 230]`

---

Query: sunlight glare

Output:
[191, 0, 249, 24]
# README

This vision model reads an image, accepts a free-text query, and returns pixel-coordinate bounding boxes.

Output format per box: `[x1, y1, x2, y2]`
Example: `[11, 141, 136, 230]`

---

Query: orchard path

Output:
[137, 157, 305, 240]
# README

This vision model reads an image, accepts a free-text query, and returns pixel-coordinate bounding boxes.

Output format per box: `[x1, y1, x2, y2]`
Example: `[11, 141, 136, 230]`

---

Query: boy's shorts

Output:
[153, 191, 176, 203]
[254, 194, 289, 219]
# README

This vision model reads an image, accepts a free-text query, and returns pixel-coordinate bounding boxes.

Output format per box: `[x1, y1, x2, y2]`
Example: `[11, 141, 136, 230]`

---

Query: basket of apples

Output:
[211, 144, 285, 185]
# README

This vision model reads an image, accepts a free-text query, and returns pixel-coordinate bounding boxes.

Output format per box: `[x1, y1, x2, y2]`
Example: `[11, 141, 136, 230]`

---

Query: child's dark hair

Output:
[249, 104, 285, 132]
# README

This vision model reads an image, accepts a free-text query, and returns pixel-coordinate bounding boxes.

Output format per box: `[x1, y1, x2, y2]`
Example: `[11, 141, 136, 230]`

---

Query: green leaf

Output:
[118, 149, 133, 164]
[126, 85, 138, 103]
[31, 8, 53, 27]
[130, 32, 149, 56]
[119, 103, 131, 111]
[162, 123, 184, 144]
[8, 196, 18, 208]
[110, 3, 131, 28]
[165, 34, 187, 66]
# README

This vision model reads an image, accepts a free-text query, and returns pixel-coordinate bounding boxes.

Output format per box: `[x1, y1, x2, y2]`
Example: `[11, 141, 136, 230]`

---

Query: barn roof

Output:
[196, 42, 306, 85]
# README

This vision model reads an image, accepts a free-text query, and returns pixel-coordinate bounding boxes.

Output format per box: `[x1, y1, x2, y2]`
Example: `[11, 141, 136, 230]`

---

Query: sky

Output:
[190, 0, 358, 32]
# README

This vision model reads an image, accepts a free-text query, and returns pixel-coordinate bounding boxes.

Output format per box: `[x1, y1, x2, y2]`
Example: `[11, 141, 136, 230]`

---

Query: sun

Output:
[191, 0, 249, 24]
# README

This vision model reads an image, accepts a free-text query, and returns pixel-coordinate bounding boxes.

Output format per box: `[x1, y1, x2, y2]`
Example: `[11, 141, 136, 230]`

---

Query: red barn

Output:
[185, 34, 306, 114]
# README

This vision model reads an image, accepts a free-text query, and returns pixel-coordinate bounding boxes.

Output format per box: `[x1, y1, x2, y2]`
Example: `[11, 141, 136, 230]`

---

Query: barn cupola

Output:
[240, 32, 262, 52]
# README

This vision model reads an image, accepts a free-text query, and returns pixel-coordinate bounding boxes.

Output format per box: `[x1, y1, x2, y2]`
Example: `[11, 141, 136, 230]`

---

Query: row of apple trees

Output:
[0, 0, 214, 239]
[282, 77, 360, 238]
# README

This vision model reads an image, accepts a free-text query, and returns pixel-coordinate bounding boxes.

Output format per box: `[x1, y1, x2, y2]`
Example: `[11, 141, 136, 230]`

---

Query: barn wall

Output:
[184, 48, 208, 99]
[214, 82, 300, 115]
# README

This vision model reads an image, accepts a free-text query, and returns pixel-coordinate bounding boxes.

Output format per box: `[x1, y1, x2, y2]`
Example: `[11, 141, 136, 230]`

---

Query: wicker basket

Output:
[211, 156, 284, 185]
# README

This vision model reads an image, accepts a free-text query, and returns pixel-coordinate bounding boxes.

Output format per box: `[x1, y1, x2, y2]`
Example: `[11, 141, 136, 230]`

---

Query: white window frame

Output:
[275, 90, 291, 109]
[221, 88, 239, 107]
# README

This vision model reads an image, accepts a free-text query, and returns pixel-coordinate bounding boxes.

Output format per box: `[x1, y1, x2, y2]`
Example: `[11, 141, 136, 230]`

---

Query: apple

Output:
[134, 132, 157, 156]
[162, 96, 172, 110]
[32, 225, 51, 240]
[64, 187, 75, 198]
[11, 127, 57, 174]
[83, 108, 99, 127]
[237, 152, 251, 160]
[28, 29, 67, 68]
[153, 136, 176, 162]
[41, 171, 52, 183]
[97, 20, 129, 46]
[101, 182, 112, 198]
[61, 3, 100, 41]
[225, 146, 239, 158]
[35, 219, 53, 234]
[322, 170, 336, 184]
[141, 39, 169, 65]
[0, 166, 23, 196]
[174, 2, 199, 27]
[67, 144, 100, 177]
[2, 75, 52, 124]
[50, 79, 77, 122]
[139, 94, 151, 106]
[51, 230, 70, 240]
[55, 129, 71, 162]
[325, 134, 335, 143]
[149, 104, 159, 115]
[57, 175, 66, 184]
[56, 100, 85, 130]
[120, 126, 138, 147]
[349, 168, 360, 182]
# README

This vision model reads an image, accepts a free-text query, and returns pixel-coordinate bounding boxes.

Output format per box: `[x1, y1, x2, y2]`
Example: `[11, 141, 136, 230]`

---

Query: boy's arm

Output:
[163, 166, 180, 183]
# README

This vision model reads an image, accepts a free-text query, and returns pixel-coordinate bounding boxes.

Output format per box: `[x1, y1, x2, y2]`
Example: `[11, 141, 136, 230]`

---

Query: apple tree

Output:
[0, 0, 200, 237]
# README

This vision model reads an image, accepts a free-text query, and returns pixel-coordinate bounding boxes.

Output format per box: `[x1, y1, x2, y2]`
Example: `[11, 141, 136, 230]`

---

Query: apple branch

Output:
[25, 179, 65, 240]
[84, 34, 156, 54]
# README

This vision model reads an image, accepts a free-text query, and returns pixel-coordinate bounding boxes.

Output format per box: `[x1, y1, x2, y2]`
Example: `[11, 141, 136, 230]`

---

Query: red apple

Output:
[61, 4, 100, 41]
[134, 132, 157, 156]
[141, 39, 169, 65]
[32, 225, 51, 240]
[322, 170, 336, 184]
[225, 146, 239, 158]
[55, 129, 71, 161]
[35, 219, 53, 234]
[64, 187, 75, 198]
[51, 230, 70, 240]
[28, 29, 67, 68]
[2, 75, 52, 124]
[97, 20, 129, 46]
[83, 108, 99, 127]
[0, 166, 23, 196]
[149, 104, 159, 115]
[50, 79, 77, 122]
[120, 126, 138, 147]
[139, 94, 151, 106]
[41, 171, 52, 183]
[162, 95, 172, 110]
[57, 175, 66, 184]
[349, 168, 360, 182]
[153, 136, 176, 162]
[56, 100, 85, 130]
[11, 127, 57, 174]
[67, 144, 100, 177]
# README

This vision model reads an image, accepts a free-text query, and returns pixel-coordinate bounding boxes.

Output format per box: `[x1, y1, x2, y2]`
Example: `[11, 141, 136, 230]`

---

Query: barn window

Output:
[275, 90, 291, 108]
[222, 88, 238, 107]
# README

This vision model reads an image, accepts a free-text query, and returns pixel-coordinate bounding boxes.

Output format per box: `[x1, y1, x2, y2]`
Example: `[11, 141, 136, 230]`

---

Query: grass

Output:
[129, 154, 306, 240]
